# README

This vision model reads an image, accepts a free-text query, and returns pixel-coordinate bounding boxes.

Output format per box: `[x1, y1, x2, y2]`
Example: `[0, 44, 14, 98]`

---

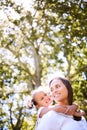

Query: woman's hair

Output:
[49, 77, 81, 121]
[49, 77, 73, 105]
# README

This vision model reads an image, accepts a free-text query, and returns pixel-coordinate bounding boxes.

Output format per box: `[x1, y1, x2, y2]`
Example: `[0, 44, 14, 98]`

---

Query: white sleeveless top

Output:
[35, 107, 87, 130]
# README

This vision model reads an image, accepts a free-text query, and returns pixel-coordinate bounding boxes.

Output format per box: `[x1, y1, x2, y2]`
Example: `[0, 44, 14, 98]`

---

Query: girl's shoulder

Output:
[38, 107, 45, 117]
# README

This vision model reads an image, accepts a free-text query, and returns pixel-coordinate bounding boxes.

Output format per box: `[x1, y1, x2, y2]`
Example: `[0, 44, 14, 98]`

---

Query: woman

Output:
[36, 77, 87, 130]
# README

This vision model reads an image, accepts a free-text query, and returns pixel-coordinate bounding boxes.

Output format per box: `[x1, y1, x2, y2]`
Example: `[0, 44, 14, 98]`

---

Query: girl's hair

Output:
[27, 91, 38, 109]
[31, 94, 38, 106]
[49, 77, 81, 121]
[29, 89, 45, 109]
[49, 77, 73, 105]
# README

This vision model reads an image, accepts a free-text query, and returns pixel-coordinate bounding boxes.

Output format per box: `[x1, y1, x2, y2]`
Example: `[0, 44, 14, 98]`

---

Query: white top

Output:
[35, 108, 87, 130]
[35, 107, 44, 129]
[61, 115, 87, 130]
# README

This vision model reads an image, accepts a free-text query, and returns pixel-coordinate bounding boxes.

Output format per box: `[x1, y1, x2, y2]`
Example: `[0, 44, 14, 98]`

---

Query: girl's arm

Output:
[39, 104, 85, 118]
[65, 105, 86, 117]
[39, 104, 77, 118]
[73, 110, 85, 117]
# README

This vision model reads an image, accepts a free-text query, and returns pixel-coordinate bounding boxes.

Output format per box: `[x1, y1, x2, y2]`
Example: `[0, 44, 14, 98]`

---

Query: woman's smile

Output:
[50, 79, 68, 105]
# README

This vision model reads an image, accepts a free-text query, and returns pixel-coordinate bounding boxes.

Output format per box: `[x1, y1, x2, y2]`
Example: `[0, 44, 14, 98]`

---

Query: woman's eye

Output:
[45, 94, 47, 96]
[56, 85, 60, 88]
[41, 97, 44, 100]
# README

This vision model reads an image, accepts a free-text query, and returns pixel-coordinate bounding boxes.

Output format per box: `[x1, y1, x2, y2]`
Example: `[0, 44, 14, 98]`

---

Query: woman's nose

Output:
[52, 90, 57, 95]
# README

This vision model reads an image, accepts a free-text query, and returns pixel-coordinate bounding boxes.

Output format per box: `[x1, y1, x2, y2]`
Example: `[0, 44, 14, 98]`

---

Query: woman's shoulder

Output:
[44, 110, 69, 120]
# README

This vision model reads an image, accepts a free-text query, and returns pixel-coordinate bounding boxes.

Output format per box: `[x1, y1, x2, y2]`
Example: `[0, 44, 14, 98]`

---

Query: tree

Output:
[0, 0, 87, 129]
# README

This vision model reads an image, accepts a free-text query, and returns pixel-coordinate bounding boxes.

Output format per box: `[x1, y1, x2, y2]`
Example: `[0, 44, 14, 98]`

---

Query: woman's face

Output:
[50, 79, 68, 105]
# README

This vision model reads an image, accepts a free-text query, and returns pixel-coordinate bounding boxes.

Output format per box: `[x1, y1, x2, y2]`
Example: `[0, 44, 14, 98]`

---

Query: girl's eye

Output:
[41, 94, 46, 100]
[41, 97, 44, 100]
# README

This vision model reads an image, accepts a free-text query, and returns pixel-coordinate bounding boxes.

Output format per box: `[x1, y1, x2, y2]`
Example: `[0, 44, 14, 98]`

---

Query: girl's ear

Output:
[36, 104, 39, 109]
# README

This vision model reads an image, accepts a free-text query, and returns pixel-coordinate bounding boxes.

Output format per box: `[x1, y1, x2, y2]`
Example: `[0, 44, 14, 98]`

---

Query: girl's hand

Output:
[74, 110, 86, 117]
[65, 104, 78, 115]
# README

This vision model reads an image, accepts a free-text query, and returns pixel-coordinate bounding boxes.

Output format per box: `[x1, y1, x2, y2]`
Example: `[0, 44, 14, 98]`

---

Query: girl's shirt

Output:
[35, 107, 44, 129]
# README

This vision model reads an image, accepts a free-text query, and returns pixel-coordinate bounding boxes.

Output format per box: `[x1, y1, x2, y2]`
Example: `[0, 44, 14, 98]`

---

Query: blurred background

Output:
[0, 0, 87, 129]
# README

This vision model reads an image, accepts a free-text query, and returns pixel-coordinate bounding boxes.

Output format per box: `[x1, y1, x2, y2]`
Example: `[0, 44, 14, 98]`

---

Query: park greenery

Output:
[0, 0, 87, 129]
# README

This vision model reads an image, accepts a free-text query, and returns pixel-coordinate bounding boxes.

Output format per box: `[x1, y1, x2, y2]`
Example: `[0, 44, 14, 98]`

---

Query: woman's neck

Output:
[57, 100, 69, 106]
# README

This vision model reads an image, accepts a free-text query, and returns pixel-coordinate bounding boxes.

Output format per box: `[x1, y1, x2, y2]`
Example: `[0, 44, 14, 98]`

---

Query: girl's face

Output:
[50, 79, 68, 105]
[34, 91, 51, 108]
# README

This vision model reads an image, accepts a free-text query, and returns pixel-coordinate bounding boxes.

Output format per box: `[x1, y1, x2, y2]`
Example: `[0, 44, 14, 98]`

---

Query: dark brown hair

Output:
[27, 93, 38, 109]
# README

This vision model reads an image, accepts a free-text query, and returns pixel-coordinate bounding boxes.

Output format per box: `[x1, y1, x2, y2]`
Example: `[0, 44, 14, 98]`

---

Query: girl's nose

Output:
[44, 95, 49, 100]
[45, 95, 51, 101]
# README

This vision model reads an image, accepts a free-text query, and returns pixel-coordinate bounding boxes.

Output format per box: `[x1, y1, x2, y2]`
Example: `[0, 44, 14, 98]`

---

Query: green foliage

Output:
[72, 80, 87, 119]
[25, 114, 37, 130]
[0, 0, 87, 129]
